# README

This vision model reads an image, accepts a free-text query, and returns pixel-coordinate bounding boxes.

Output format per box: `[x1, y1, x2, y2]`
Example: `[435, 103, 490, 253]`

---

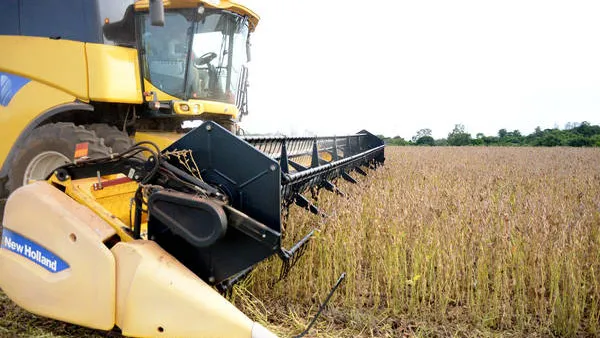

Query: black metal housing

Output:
[155, 121, 385, 284]
[148, 190, 227, 248]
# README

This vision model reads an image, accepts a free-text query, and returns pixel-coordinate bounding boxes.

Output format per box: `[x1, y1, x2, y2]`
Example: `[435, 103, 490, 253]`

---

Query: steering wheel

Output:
[193, 52, 217, 68]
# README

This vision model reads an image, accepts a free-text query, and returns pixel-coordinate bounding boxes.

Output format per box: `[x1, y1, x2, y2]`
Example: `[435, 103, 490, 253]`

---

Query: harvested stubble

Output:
[1, 147, 599, 337]
[236, 146, 600, 337]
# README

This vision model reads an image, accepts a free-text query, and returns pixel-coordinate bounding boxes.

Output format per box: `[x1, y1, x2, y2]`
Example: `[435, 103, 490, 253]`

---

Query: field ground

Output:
[1, 147, 599, 337]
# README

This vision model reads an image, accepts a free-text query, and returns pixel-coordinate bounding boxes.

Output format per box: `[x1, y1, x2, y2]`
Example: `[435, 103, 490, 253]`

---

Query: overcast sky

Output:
[239, 0, 600, 139]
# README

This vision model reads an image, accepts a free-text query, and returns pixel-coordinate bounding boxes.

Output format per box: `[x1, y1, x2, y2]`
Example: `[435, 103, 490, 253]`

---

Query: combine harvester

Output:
[0, 0, 384, 337]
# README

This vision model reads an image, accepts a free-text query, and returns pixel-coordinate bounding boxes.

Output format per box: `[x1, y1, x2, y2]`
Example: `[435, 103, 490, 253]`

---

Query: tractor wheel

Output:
[6, 122, 112, 193]
[85, 123, 134, 154]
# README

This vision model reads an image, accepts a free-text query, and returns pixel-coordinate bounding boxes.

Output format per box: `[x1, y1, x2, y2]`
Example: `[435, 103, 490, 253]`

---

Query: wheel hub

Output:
[23, 151, 70, 185]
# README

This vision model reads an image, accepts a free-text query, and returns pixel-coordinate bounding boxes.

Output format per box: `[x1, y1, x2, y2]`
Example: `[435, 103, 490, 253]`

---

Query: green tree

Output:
[573, 121, 600, 137]
[498, 128, 508, 138]
[434, 138, 448, 146]
[503, 130, 523, 145]
[567, 136, 593, 147]
[482, 136, 500, 145]
[411, 128, 432, 143]
[448, 124, 472, 146]
[388, 136, 408, 146]
[539, 132, 562, 147]
[471, 138, 484, 146]
[415, 136, 435, 146]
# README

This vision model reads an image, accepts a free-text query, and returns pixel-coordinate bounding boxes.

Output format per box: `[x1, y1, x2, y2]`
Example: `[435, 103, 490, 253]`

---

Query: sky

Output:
[238, 0, 600, 139]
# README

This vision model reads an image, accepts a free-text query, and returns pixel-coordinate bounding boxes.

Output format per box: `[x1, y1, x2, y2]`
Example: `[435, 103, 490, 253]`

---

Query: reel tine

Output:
[342, 171, 357, 184]
[295, 193, 321, 216]
[355, 166, 368, 176]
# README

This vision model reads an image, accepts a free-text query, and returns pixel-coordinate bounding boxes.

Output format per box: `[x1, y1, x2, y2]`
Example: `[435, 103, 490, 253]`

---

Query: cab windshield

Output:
[140, 9, 249, 103]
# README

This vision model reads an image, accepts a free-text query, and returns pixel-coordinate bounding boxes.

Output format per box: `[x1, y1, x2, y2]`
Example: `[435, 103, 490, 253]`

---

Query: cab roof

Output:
[134, 0, 260, 31]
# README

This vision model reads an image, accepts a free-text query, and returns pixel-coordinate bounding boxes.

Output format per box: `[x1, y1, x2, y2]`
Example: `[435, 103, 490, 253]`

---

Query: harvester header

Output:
[43, 122, 385, 287]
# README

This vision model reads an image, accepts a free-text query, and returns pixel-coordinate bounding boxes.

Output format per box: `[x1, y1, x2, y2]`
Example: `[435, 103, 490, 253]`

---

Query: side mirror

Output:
[149, 0, 165, 26]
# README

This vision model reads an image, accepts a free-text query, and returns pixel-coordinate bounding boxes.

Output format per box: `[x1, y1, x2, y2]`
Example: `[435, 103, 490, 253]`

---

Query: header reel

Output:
[53, 121, 385, 290]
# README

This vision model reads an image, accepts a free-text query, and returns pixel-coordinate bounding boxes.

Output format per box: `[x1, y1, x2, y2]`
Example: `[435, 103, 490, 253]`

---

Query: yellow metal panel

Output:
[201, 99, 239, 118]
[0, 182, 116, 330]
[50, 176, 138, 242]
[144, 80, 238, 118]
[89, 178, 140, 227]
[112, 240, 255, 337]
[0, 80, 76, 170]
[173, 99, 239, 118]
[86, 44, 143, 103]
[0, 36, 88, 99]
[134, 131, 184, 151]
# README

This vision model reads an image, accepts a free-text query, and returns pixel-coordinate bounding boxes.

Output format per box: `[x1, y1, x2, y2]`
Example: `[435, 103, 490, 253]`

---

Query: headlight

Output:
[251, 322, 278, 338]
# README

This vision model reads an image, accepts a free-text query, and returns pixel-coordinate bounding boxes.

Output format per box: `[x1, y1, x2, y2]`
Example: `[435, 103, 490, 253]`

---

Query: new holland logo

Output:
[0, 72, 30, 107]
[1, 228, 69, 273]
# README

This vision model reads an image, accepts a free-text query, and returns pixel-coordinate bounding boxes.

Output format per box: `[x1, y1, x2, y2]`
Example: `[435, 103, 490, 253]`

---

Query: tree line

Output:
[381, 122, 600, 147]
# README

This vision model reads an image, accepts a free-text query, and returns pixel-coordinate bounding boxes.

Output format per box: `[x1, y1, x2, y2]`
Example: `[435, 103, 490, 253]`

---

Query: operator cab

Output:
[104, 0, 257, 132]
[140, 8, 248, 104]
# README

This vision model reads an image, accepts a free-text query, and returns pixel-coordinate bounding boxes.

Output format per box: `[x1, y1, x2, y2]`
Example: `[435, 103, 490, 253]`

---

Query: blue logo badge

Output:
[1, 228, 70, 273]
[0, 72, 31, 107]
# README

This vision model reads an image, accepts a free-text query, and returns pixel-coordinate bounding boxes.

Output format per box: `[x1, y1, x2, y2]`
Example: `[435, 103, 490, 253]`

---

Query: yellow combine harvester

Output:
[0, 0, 385, 337]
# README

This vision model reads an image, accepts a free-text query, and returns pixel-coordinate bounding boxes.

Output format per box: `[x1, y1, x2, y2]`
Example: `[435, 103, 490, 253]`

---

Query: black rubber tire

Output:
[0, 177, 7, 199]
[85, 123, 134, 154]
[0, 198, 5, 229]
[0, 178, 6, 225]
[6, 122, 112, 193]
